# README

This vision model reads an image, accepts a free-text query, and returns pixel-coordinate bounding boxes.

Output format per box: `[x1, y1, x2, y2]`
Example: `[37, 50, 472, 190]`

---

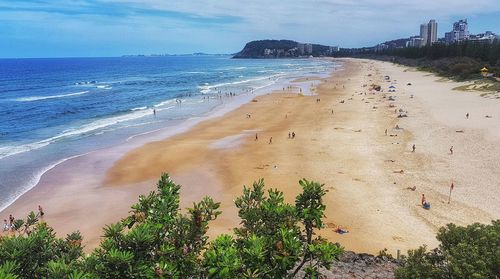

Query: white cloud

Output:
[1, 0, 499, 56]
[97, 0, 500, 46]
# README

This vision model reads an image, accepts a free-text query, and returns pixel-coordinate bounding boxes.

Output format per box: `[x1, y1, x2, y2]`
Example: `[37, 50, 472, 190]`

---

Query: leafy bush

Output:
[0, 174, 342, 278]
[395, 220, 500, 279]
[0, 214, 85, 278]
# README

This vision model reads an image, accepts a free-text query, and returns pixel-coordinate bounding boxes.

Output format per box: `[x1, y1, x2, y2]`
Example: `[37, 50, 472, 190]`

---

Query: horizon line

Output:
[0, 53, 234, 60]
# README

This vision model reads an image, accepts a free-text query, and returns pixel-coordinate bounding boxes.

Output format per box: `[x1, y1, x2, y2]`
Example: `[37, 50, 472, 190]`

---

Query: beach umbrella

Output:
[480, 67, 489, 77]
[389, 85, 396, 88]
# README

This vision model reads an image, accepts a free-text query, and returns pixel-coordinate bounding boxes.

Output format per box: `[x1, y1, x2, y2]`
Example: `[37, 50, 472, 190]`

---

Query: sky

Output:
[1, 0, 499, 58]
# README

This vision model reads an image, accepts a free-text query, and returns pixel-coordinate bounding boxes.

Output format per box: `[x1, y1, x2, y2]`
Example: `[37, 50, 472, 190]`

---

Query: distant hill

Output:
[233, 40, 336, 58]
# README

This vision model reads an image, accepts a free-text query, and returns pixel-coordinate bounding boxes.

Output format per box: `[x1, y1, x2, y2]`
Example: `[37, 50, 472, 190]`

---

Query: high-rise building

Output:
[417, 20, 438, 46]
[427, 20, 438, 45]
[420, 23, 428, 46]
[445, 19, 469, 44]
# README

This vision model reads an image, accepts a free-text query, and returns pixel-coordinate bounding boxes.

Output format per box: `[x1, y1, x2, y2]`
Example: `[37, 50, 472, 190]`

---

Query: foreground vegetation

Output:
[0, 174, 342, 278]
[1, 174, 498, 278]
[395, 220, 500, 279]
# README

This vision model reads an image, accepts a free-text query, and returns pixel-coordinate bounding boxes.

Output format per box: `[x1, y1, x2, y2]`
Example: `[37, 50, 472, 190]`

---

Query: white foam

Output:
[131, 106, 148, 111]
[197, 74, 284, 94]
[74, 81, 97, 85]
[156, 105, 175, 112]
[13, 91, 90, 102]
[0, 108, 154, 160]
[220, 66, 247, 70]
[0, 153, 88, 213]
[153, 99, 176, 108]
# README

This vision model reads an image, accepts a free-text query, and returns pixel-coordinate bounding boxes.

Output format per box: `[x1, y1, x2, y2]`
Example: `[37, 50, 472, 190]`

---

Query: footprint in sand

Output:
[392, 236, 404, 242]
[255, 164, 270, 170]
[326, 222, 336, 229]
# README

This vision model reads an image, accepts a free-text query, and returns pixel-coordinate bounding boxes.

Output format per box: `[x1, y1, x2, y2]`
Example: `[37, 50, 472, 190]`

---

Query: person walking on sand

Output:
[292, 132, 295, 139]
[385, 129, 387, 136]
[8, 214, 14, 230]
[412, 144, 416, 152]
[466, 113, 469, 119]
[255, 133, 258, 141]
[288, 132, 291, 139]
[448, 182, 454, 204]
[269, 137, 273, 144]
[3, 219, 8, 232]
[38, 205, 44, 218]
[450, 146, 453, 155]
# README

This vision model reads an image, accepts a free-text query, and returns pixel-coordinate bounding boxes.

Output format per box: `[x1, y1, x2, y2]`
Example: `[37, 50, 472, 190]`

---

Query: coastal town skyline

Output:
[1, 0, 500, 58]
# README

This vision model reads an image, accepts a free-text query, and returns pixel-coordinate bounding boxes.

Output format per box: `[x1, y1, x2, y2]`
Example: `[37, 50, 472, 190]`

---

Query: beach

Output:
[2, 58, 499, 255]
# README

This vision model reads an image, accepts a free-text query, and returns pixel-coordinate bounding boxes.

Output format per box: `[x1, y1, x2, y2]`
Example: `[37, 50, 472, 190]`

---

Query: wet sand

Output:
[2, 58, 499, 255]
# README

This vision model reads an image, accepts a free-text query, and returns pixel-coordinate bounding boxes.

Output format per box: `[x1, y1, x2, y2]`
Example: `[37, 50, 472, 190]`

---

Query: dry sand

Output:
[2, 58, 499, 255]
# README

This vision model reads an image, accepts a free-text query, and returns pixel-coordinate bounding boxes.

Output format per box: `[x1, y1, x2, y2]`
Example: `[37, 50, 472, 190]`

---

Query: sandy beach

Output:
[2, 58, 499, 255]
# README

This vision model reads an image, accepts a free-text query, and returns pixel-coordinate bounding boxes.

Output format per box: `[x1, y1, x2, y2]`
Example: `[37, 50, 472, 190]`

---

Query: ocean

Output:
[0, 55, 336, 211]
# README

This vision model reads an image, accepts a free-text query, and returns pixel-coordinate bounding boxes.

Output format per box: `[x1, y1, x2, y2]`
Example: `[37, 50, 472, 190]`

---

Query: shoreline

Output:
[0, 62, 331, 213]
[2, 58, 499, 255]
[0, 59, 338, 249]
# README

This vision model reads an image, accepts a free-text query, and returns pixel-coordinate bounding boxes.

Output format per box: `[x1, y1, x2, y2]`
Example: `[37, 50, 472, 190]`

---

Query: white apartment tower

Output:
[419, 20, 438, 46]
[427, 20, 438, 45]
[420, 23, 428, 46]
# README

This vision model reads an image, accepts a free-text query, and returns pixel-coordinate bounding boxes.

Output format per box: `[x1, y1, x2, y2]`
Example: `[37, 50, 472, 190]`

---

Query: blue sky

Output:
[1, 0, 499, 58]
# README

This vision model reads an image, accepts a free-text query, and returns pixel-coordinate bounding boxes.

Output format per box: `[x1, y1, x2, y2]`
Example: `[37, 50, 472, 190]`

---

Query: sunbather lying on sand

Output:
[335, 227, 349, 234]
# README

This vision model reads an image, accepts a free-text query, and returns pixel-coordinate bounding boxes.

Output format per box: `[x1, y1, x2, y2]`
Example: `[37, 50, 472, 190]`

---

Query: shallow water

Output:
[0, 55, 337, 210]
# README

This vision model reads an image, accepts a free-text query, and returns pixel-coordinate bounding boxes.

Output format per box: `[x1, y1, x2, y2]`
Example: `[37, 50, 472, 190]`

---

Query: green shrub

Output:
[0, 174, 342, 278]
[395, 220, 500, 279]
